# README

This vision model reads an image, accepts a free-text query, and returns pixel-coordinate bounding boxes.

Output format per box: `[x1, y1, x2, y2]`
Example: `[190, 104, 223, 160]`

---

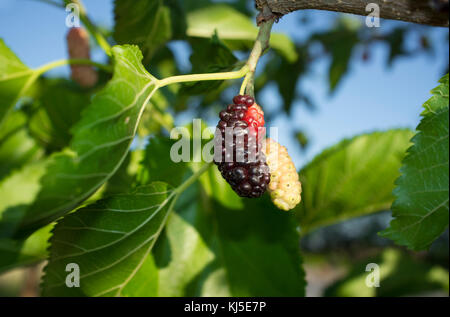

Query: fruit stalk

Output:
[241, 18, 275, 97]
[34, 59, 112, 75]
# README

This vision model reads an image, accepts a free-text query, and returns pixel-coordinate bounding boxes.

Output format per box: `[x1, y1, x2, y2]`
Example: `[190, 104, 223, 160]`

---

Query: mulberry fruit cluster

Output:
[214, 95, 270, 198]
[263, 138, 302, 210]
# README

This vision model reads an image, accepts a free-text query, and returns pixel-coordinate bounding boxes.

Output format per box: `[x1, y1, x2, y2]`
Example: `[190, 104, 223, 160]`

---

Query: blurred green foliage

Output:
[325, 248, 449, 297]
[296, 129, 413, 235]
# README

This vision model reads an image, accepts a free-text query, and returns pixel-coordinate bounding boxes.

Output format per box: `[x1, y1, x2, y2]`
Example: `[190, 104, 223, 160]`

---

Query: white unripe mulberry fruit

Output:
[263, 138, 302, 211]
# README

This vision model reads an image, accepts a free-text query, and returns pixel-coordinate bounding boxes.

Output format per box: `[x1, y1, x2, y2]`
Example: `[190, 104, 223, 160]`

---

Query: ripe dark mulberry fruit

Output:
[214, 95, 270, 198]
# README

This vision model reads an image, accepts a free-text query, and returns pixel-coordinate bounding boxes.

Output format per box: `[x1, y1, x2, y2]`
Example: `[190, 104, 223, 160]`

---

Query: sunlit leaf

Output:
[138, 90, 174, 136]
[0, 45, 159, 238]
[42, 182, 173, 297]
[0, 166, 47, 273]
[296, 129, 413, 235]
[0, 111, 42, 180]
[0, 161, 47, 237]
[0, 39, 38, 129]
[422, 73, 449, 115]
[381, 75, 449, 250]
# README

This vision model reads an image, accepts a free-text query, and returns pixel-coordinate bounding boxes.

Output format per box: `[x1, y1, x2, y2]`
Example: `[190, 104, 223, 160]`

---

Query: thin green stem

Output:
[65, 0, 112, 56]
[35, 58, 113, 75]
[175, 163, 212, 195]
[80, 17, 112, 56]
[239, 72, 251, 95]
[154, 163, 211, 242]
[241, 19, 274, 97]
[158, 18, 273, 93]
[157, 65, 249, 88]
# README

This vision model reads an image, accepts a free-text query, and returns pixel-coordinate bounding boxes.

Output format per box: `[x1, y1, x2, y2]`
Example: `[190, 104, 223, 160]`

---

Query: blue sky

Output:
[0, 0, 448, 168]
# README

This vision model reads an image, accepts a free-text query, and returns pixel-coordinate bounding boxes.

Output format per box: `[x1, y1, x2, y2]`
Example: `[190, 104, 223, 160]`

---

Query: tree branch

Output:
[255, 0, 449, 27]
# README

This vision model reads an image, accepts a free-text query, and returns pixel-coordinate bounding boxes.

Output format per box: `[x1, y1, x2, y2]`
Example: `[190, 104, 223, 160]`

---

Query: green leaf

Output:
[137, 136, 188, 187]
[0, 224, 53, 273]
[114, 0, 174, 62]
[311, 18, 360, 92]
[0, 39, 38, 129]
[152, 163, 306, 296]
[182, 0, 252, 15]
[41, 182, 173, 297]
[28, 79, 92, 152]
[296, 129, 413, 235]
[0, 110, 43, 180]
[381, 75, 449, 250]
[42, 126, 305, 297]
[179, 34, 238, 96]
[138, 90, 174, 136]
[0, 161, 48, 237]
[0, 159, 49, 274]
[422, 74, 449, 115]
[103, 149, 144, 197]
[186, 4, 298, 63]
[0, 45, 159, 238]
[0, 156, 50, 274]
[120, 255, 159, 297]
[134, 129, 305, 296]
[152, 184, 217, 296]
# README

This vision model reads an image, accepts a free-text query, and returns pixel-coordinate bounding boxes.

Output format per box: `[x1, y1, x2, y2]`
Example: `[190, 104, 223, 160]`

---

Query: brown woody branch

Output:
[255, 0, 449, 27]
